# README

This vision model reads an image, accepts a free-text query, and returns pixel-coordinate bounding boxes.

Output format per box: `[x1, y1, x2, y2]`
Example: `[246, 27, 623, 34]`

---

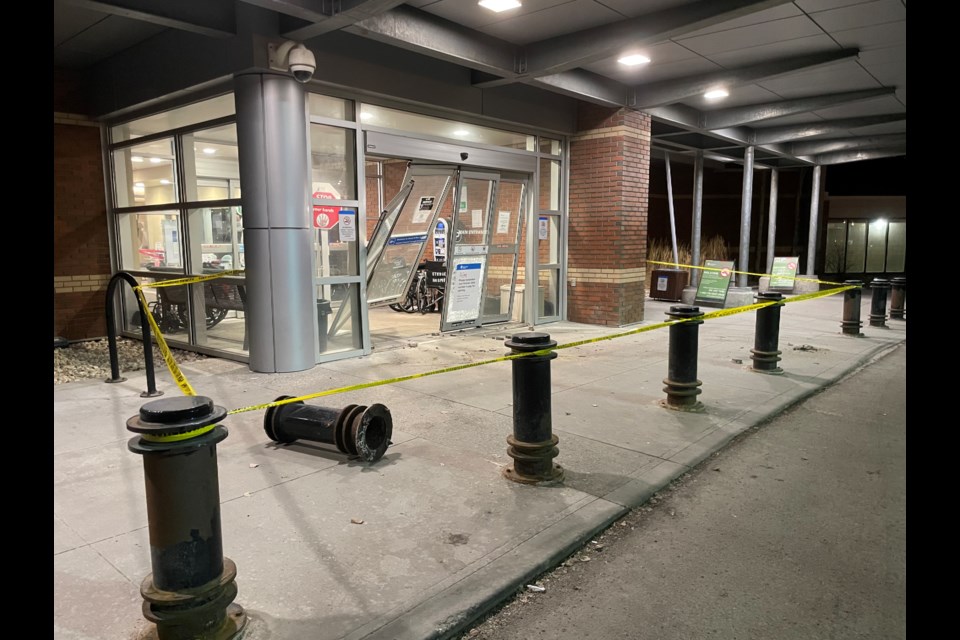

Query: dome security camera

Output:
[288, 44, 316, 84]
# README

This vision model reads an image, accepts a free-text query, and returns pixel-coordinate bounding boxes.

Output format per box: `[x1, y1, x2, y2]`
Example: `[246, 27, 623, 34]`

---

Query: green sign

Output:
[769, 256, 799, 290]
[694, 260, 735, 306]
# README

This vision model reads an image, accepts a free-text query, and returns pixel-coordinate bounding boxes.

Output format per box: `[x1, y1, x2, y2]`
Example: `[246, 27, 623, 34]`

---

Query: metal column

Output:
[691, 150, 704, 286]
[737, 146, 755, 287]
[765, 169, 779, 275]
[665, 151, 679, 265]
[234, 71, 316, 373]
[805, 165, 822, 276]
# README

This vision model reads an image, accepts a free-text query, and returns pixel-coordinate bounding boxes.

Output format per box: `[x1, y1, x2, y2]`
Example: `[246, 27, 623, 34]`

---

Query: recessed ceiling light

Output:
[453, 129, 470, 137]
[149, 157, 164, 164]
[134, 182, 145, 188]
[479, 0, 521, 13]
[704, 88, 729, 100]
[202, 147, 216, 155]
[160, 179, 171, 185]
[131, 156, 144, 163]
[617, 54, 650, 66]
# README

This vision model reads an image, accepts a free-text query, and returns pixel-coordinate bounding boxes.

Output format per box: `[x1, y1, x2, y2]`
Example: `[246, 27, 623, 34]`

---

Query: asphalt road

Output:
[459, 343, 907, 640]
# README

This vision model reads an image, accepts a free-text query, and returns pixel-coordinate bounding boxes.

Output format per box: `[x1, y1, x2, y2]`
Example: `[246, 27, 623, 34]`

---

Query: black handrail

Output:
[105, 271, 163, 398]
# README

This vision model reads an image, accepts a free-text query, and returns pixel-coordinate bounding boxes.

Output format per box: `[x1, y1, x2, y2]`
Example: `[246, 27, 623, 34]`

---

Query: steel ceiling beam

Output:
[239, 0, 411, 41]
[787, 133, 907, 156]
[808, 146, 907, 165]
[752, 113, 907, 144]
[633, 49, 861, 110]
[702, 88, 898, 130]
[532, 70, 629, 107]
[59, 0, 236, 38]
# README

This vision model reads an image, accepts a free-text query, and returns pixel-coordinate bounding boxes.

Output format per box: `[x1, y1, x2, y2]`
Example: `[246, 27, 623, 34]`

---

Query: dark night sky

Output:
[824, 156, 906, 196]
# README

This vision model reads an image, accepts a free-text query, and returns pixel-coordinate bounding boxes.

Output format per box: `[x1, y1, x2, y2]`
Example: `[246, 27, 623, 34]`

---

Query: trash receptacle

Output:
[317, 299, 332, 352]
[650, 268, 689, 302]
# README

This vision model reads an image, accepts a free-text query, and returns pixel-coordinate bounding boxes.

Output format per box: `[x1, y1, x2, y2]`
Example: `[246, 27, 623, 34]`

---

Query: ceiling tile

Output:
[757, 60, 878, 96]
[597, 0, 701, 18]
[423, 0, 586, 31]
[795, 0, 873, 11]
[679, 3, 804, 38]
[676, 15, 824, 56]
[831, 20, 906, 50]
[708, 34, 838, 68]
[805, 0, 905, 32]
[54, 3, 105, 46]
[61, 15, 166, 59]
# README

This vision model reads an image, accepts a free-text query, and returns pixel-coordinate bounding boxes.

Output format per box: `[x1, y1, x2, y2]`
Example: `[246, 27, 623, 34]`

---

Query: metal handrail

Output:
[105, 271, 163, 398]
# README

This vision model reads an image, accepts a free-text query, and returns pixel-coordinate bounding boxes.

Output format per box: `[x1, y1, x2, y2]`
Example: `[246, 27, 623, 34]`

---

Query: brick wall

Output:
[567, 104, 650, 326]
[54, 114, 111, 339]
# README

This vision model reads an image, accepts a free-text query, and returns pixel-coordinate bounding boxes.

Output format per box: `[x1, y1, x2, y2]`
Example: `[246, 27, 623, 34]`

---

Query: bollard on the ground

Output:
[889, 277, 906, 320]
[661, 305, 705, 411]
[751, 292, 785, 374]
[502, 333, 563, 484]
[841, 280, 864, 336]
[263, 396, 393, 462]
[869, 278, 890, 327]
[127, 396, 247, 640]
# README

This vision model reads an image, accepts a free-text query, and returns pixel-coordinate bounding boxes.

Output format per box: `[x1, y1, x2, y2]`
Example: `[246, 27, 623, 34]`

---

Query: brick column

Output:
[568, 105, 650, 326]
[54, 114, 111, 339]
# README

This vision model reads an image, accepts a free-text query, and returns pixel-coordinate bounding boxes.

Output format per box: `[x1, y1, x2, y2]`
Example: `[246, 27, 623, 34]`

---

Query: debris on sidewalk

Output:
[525, 584, 545, 592]
[350, 518, 364, 525]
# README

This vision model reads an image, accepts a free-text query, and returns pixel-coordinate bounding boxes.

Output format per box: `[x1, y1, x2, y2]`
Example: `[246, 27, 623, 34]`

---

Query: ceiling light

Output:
[150, 157, 164, 164]
[618, 54, 650, 66]
[479, 0, 521, 12]
[202, 147, 216, 155]
[453, 129, 470, 137]
[134, 182, 145, 188]
[160, 179, 171, 185]
[704, 88, 729, 101]
[131, 156, 144, 163]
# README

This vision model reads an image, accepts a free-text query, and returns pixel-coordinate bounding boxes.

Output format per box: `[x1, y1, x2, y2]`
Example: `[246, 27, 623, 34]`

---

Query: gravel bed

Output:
[54, 337, 207, 385]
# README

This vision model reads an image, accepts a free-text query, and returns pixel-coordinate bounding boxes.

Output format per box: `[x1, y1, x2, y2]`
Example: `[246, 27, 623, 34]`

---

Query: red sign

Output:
[312, 191, 339, 229]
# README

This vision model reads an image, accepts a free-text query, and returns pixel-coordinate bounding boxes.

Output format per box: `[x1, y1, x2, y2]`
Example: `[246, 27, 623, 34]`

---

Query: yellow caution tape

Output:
[647, 261, 856, 288]
[133, 286, 197, 397]
[139, 270, 245, 289]
[225, 285, 855, 415]
[139, 424, 216, 443]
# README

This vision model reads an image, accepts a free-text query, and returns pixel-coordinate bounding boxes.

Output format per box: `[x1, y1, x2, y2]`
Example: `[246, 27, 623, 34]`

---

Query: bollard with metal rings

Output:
[661, 305, 705, 411]
[889, 276, 906, 320]
[841, 280, 864, 336]
[869, 278, 891, 327]
[127, 396, 247, 640]
[502, 332, 563, 484]
[263, 396, 393, 462]
[751, 292, 785, 374]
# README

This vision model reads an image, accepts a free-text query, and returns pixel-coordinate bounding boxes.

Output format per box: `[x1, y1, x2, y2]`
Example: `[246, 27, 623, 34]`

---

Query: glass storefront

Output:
[823, 218, 906, 275]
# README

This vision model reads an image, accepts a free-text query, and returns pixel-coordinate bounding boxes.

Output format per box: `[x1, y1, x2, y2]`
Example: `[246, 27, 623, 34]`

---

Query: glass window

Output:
[538, 214, 561, 266]
[538, 269, 559, 318]
[117, 211, 183, 272]
[309, 94, 353, 121]
[846, 221, 867, 273]
[319, 283, 363, 355]
[824, 222, 846, 273]
[113, 138, 178, 207]
[310, 124, 357, 200]
[886, 221, 906, 272]
[315, 208, 360, 278]
[865, 219, 888, 272]
[110, 94, 236, 142]
[360, 104, 535, 151]
[539, 137, 562, 155]
[183, 124, 240, 202]
[539, 159, 561, 211]
[188, 207, 244, 274]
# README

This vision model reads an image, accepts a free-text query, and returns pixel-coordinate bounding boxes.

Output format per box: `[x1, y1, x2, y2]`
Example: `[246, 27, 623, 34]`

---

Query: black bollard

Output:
[889, 277, 906, 320]
[503, 333, 563, 484]
[869, 278, 890, 327]
[841, 280, 864, 336]
[751, 292, 785, 374]
[127, 396, 246, 640]
[661, 306, 705, 411]
[263, 396, 393, 462]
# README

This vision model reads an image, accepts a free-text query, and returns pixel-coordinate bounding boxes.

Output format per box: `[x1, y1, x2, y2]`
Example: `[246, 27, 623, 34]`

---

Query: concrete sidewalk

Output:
[53, 290, 907, 640]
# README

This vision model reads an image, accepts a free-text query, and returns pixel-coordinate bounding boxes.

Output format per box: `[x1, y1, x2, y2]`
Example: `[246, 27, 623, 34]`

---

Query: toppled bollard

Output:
[869, 278, 890, 328]
[889, 277, 906, 320]
[841, 280, 864, 336]
[751, 292, 785, 374]
[264, 396, 393, 462]
[503, 333, 563, 484]
[127, 396, 247, 640]
[661, 305, 705, 411]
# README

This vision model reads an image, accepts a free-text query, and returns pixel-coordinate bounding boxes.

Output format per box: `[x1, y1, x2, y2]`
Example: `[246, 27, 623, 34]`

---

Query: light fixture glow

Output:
[202, 147, 216, 155]
[149, 157, 164, 164]
[131, 156, 144, 163]
[160, 179, 171, 185]
[479, 0, 521, 13]
[704, 88, 729, 100]
[453, 129, 470, 137]
[360, 111, 374, 121]
[617, 54, 650, 66]
[134, 182, 145, 187]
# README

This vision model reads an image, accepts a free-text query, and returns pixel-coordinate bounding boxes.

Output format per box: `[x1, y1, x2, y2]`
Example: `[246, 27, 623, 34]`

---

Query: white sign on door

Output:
[497, 210, 511, 234]
[339, 211, 356, 241]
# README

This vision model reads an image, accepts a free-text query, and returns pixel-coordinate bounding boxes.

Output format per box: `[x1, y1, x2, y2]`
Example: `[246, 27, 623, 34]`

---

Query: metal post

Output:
[263, 396, 393, 462]
[805, 165, 822, 276]
[665, 151, 679, 266]
[691, 150, 704, 286]
[661, 306, 705, 411]
[765, 169, 779, 275]
[889, 277, 906, 320]
[127, 396, 246, 640]
[841, 280, 864, 336]
[737, 146, 755, 287]
[751, 292, 785, 374]
[106, 271, 162, 397]
[503, 333, 563, 484]
[869, 278, 890, 327]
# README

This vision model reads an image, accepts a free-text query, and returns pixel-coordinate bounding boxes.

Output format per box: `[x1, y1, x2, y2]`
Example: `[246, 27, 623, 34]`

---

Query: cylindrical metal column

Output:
[264, 396, 393, 462]
[503, 333, 563, 484]
[691, 150, 704, 286]
[889, 277, 906, 320]
[665, 151, 679, 265]
[662, 306, 705, 411]
[869, 278, 890, 327]
[737, 146, 755, 288]
[765, 169, 779, 275]
[805, 165, 822, 276]
[751, 292, 785, 374]
[127, 396, 246, 640]
[841, 280, 864, 336]
[235, 71, 316, 373]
